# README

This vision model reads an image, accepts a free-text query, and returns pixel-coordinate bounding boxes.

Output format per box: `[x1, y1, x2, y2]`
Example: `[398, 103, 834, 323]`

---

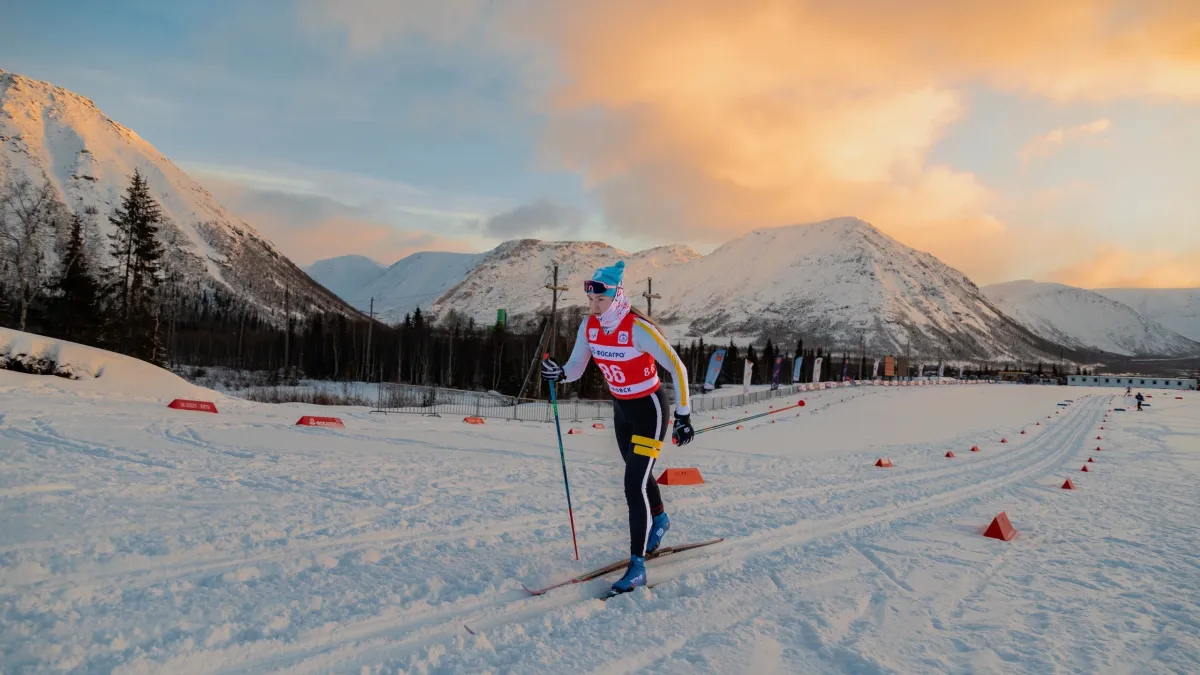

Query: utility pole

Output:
[283, 284, 290, 377]
[366, 297, 375, 382]
[643, 277, 662, 317]
[539, 263, 570, 398]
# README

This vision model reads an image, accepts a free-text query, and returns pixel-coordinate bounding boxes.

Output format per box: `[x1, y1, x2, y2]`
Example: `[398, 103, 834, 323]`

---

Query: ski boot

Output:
[606, 555, 647, 598]
[646, 512, 670, 555]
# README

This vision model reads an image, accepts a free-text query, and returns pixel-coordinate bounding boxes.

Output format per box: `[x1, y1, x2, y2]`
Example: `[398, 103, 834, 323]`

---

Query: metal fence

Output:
[371, 378, 1000, 423]
[372, 383, 615, 423]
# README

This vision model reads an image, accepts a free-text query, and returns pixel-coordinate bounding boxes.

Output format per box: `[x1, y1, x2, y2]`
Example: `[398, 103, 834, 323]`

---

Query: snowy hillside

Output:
[431, 218, 1056, 359]
[982, 281, 1200, 357]
[1, 327, 219, 401]
[304, 255, 385, 300]
[4, 333, 1198, 671]
[0, 68, 356, 319]
[431, 240, 701, 324]
[1096, 288, 1200, 343]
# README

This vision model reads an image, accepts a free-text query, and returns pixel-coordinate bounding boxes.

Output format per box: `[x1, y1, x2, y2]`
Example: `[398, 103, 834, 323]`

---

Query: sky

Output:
[3, 0, 1199, 287]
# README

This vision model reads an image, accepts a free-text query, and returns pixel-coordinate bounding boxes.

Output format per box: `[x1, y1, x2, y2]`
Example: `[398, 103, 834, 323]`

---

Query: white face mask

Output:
[598, 287, 631, 334]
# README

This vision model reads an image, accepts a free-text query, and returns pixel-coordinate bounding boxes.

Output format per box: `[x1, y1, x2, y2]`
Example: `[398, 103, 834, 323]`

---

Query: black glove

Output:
[672, 411, 694, 446]
[541, 356, 564, 382]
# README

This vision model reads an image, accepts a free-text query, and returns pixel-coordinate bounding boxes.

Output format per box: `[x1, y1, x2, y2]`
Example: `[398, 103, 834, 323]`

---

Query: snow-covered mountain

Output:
[354, 251, 487, 321]
[1094, 288, 1200, 344]
[427, 218, 1060, 359]
[305, 255, 386, 300]
[431, 240, 701, 325]
[0, 68, 357, 319]
[982, 281, 1200, 357]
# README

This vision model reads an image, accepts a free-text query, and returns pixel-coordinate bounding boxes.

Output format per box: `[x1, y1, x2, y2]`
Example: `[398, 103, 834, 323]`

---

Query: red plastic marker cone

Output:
[1087, 457, 1095, 462]
[1062, 479, 1076, 490]
[1001, 437, 1008, 444]
[592, 423, 605, 429]
[1037, 422, 1041, 426]
[875, 458, 893, 467]
[1081, 465, 1090, 472]
[983, 512, 1017, 541]
[945, 451, 955, 458]
[657, 468, 704, 485]
[1020, 430, 1026, 435]
[1096, 446, 1101, 451]
[971, 445, 981, 452]
[736, 425, 744, 430]
[798, 400, 806, 407]
[567, 428, 583, 435]
[463, 416, 485, 425]
[1096, 436, 1102, 440]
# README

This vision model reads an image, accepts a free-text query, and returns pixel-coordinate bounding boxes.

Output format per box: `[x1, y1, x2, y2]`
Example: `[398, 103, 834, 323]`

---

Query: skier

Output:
[1135, 391, 1144, 411]
[1125, 386, 1132, 396]
[541, 260, 694, 597]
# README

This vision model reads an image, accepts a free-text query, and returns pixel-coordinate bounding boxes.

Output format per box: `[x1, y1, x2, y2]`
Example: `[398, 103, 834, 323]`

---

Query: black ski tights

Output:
[613, 388, 671, 557]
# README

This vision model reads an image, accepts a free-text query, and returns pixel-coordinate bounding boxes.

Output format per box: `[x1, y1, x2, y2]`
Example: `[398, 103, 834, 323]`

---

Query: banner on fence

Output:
[938, 363, 945, 378]
[884, 355, 895, 377]
[703, 349, 725, 392]
[872, 358, 880, 378]
[792, 356, 804, 383]
[812, 357, 824, 384]
[743, 359, 753, 394]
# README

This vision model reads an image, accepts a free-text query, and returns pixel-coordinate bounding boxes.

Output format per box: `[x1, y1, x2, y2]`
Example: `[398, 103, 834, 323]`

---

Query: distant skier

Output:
[541, 260, 694, 597]
[1125, 386, 1132, 396]
[1135, 392, 1144, 411]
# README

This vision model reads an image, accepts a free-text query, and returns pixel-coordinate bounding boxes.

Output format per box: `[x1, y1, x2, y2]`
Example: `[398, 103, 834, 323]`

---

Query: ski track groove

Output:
[196, 395, 1107, 672]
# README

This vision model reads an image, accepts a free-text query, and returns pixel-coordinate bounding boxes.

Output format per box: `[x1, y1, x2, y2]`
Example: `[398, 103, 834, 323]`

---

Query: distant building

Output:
[1067, 375, 1196, 390]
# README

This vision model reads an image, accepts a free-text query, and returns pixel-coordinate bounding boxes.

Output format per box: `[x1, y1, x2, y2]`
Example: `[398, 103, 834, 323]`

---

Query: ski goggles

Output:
[583, 279, 617, 295]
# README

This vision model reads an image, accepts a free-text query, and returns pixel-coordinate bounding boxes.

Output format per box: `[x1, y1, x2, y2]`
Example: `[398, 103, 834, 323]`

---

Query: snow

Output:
[1096, 288, 1200, 344]
[3, 330, 1198, 673]
[983, 280, 1200, 357]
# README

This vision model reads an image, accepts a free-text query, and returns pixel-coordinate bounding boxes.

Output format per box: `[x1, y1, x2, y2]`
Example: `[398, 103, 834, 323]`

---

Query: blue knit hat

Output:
[588, 260, 625, 297]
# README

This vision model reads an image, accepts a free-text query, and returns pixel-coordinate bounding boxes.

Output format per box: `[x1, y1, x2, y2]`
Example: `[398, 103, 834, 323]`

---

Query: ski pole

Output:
[545, 353, 580, 561]
[693, 399, 807, 436]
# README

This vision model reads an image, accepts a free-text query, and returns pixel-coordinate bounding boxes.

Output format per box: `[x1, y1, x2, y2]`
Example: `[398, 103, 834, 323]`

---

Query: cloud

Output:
[296, 0, 1200, 282]
[1051, 245, 1200, 288]
[1019, 119, 1113, 164]
[478, 199, 585, 238]
[198, 176, 479, 265]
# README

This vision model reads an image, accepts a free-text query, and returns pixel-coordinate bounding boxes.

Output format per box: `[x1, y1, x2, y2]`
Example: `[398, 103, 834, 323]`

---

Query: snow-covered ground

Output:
[2, 332, 1198, 673]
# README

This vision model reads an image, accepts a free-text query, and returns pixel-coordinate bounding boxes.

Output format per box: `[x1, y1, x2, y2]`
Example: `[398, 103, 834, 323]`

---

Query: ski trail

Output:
[190, 396, 1107, 672]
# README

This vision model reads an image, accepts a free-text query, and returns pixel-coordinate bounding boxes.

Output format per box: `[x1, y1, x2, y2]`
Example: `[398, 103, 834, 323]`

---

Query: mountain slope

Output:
[427, 218, 1062, 359]
[983, 281, 1200, 357]
[430, 240, 700, 325]
[1094, 288, 1200, 343]
[656, 218, 1057, 358]
[306, 255, 386, 300]
[0, 68, 358, 320]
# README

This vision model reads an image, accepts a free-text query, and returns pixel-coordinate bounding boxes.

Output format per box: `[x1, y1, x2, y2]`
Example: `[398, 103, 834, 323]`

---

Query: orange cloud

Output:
[1019, 119, 1113, 164]
[302, 0, 1200, 282]
[1051, 246, 1200, 288]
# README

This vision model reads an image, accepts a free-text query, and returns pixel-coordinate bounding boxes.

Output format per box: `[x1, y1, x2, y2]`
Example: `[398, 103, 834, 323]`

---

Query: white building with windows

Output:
[1067, 375, 1196, 390]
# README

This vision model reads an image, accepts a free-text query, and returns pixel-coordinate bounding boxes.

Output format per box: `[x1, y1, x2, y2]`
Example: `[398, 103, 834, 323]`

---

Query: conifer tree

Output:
[46, 212, 104, 343]
[107, 169, 166, 361]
